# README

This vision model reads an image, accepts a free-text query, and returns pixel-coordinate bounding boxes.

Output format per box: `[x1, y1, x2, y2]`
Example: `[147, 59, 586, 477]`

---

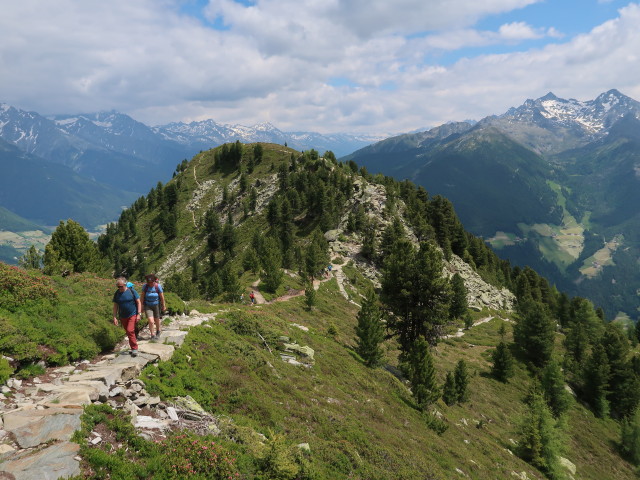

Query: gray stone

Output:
[3, 406, 83, 448]
[110, 386, 124, 397]
[137, 342, 175, 361]
[166, 406, 179, 421]
[172, 395, 206, 414]
[0, 443, 16, 459]
[283, 343, 314, 360]
[559, 457, 576, 475]
[0, 441, 80, 480]
[135, 415, 170, 430]
[7, 378, 22, 389]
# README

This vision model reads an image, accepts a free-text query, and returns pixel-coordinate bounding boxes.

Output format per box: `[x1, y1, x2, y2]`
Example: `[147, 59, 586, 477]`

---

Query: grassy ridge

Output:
[133, 280, 637, 479]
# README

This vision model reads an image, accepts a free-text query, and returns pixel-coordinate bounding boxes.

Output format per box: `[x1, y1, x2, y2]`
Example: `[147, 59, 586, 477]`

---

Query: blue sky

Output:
[1, 0, 639, 134]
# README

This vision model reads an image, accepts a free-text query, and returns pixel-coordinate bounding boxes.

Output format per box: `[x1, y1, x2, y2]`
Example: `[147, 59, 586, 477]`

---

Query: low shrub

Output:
[0, 357, 13, 384]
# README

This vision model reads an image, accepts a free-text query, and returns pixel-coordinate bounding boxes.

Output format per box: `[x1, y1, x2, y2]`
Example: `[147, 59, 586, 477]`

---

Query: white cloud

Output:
[0, 0, 639, 135]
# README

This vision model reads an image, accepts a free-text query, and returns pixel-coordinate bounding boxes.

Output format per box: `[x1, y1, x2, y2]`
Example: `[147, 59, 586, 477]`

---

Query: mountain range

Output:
[345, 88, 640, 320]
[0, 102, 381, 241]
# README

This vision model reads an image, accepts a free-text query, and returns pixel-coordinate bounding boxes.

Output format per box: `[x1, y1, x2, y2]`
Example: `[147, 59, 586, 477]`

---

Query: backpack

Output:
[143, 283, 161, 295]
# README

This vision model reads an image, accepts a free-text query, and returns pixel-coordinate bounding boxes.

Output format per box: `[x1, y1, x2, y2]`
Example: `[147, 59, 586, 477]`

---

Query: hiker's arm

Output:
[136, 297, 142, 316]
[159, 292, 166, 311]
[112, 303, 119, 325]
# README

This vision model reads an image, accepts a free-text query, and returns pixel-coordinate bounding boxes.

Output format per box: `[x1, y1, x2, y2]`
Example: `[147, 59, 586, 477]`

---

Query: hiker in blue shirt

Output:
[112, 277, 141, 356]
[141, 274, 166, 340]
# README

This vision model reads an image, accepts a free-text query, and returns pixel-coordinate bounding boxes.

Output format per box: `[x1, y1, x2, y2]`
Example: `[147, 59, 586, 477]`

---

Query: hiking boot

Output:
[130, 350, 138, 357]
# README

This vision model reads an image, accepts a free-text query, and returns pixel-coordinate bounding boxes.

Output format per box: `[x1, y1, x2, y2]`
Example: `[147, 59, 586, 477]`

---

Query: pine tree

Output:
[541, 360, 572, 417]
[491, 341, 515, 382]
[18, 245, 42, 270]
[449, 273, 467, 320]
[514, 301, 556, 369]
[454, 360, 469, 403]
[44, 219, 101, 275]
[402, 336, 440, 410]
[583, 343, 610, 418]
[621, 405, 640, 465]
[355, 288, 385, 368]
[260, 237, 284, 293]
[517, 387, 565, 479]
[304, 282, 316, 311]
[382, 241, 451, 354]
[442, 372, 458, 406]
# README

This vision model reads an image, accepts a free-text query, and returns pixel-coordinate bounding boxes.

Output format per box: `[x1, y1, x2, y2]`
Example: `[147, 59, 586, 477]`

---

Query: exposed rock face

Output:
[445, 253, 515, 312]
[327, 176, 515, 313]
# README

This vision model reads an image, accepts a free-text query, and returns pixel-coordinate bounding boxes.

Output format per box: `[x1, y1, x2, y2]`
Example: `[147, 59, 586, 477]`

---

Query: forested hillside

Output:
[2, 143, 640, 479]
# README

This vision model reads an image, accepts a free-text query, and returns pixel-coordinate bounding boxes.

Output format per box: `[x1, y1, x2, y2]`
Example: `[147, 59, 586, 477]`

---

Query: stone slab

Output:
[137, 343, 175, 362]
[67, 362, 142, 387]
[3, 406, 83, 448]
[0, 441, 80, 480]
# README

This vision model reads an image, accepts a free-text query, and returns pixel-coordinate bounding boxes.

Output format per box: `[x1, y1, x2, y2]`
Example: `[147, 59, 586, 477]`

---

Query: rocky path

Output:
[443, 316, 495, 339]
[0, 312, 215, 479]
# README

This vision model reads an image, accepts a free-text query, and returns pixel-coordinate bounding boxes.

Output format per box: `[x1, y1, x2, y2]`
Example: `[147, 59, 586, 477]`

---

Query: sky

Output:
[1, 0, 639, 135]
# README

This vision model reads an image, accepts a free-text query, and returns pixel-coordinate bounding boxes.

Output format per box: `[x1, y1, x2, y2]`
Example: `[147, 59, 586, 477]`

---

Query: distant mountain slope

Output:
[0, 137, 136, 228]
[346, 89, 640, 319]
[155, 120, 381, 157]
[0, 205, 47, 233]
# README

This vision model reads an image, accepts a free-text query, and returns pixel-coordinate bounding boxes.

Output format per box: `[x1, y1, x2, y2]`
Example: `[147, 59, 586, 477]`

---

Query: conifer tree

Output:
[517, 387, 565, 479]
[442, 372, 458, 406]
[621, 405, 640, 465]
[541, 360, 572, 418]
[19, 245, 42, 270]
[402, 336, 440, 410]
[491, 341, 515, 382]
[513, 301, 555, 369]
[260, 237, 284, 293]
[583, 343, 610, 418]
[221, 223, 237, 255]
[304, 282, 316, 311]
[44, 219, 101, 275]
[382, 241, 451, 353]
[355, 288, 385, 368]
[242, 247, 259, 273]
[454, 359, 469, 403]
[449, 273, 467, 320]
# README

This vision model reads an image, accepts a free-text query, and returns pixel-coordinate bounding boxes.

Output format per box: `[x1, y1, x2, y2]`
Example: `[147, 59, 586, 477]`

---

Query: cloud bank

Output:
[1, 0, 639, 134]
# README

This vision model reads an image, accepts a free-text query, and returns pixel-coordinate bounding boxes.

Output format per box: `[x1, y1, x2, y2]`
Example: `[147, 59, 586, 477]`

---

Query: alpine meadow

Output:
[2, 142, 640, 479]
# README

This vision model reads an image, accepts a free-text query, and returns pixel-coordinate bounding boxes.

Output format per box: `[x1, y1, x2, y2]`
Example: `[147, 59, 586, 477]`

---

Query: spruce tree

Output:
[355, 289, 385, 368]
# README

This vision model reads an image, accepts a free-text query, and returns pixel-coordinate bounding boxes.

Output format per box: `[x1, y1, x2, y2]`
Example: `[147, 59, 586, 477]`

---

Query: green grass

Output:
[132, 283, 639, 479]
[0, 265, 124, 367]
